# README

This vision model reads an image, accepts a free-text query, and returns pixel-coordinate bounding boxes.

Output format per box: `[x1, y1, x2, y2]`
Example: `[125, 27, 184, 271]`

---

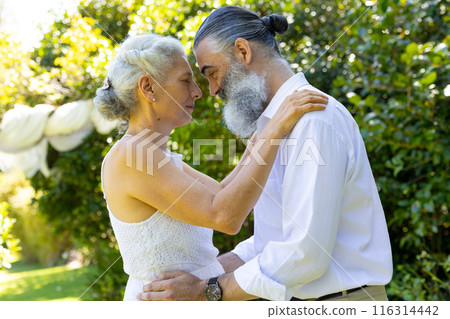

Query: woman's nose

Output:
[192, 82, 202, 100]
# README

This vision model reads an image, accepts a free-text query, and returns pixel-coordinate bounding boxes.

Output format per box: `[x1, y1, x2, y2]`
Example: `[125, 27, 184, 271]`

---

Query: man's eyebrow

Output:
[200, 65, 214, 75]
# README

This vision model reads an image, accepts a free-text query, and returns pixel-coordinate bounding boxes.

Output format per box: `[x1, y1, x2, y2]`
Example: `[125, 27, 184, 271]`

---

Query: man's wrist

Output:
[199, 279, 208, 301]
[204, 276, 223, 301]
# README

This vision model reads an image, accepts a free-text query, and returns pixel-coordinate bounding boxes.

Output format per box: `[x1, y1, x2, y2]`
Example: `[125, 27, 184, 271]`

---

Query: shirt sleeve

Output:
[233, 116, 349, 300]
[231, 235, 256, 263]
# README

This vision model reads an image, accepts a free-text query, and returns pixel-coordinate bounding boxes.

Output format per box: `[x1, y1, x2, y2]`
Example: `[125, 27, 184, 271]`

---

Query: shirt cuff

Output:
[231, 236, 255, 263]
[234, 255, 287, 301]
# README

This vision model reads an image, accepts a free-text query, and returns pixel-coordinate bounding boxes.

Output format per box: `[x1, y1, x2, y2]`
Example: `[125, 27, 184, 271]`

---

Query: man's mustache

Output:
[218, 89, 227, 100]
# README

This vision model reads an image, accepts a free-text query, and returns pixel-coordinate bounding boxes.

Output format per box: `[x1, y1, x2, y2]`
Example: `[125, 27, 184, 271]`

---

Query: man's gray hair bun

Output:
[261, 14, 288, 35]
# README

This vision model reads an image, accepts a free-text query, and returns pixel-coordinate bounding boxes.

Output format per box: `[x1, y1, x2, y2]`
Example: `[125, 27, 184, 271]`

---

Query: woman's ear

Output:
[138, 75, 156, 102]
[233, 38, 253, 65]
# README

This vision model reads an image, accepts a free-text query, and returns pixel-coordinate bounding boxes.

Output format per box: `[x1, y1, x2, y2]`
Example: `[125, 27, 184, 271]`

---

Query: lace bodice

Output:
[109, 207, 220, 280]
[102, 141, 222, 285]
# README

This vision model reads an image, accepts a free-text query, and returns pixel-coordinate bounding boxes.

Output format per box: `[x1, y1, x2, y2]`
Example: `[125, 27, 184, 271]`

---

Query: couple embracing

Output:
[96, 6, 392, 301]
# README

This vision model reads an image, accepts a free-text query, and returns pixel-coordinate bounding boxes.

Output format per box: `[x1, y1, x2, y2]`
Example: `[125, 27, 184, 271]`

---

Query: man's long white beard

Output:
[221, 64, 268, 138]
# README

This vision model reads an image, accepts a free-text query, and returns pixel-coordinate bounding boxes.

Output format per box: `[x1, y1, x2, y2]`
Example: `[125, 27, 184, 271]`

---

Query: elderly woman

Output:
[94, 34, 327, 300]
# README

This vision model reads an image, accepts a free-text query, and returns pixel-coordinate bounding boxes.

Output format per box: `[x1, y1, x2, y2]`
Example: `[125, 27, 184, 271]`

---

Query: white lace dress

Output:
[102, 142, 225, 301]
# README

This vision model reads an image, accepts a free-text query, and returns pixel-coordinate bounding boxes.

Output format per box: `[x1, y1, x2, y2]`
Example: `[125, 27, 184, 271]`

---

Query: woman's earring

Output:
[152, 98, 156, 102]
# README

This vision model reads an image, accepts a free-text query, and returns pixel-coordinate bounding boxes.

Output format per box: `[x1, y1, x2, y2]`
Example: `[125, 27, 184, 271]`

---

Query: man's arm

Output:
[217, 272, 256, 300]
[139, 270, 255, 301]
[217, 252, 245, 273]
[231, 116, 349, 300]
[138, 250, 249, 300]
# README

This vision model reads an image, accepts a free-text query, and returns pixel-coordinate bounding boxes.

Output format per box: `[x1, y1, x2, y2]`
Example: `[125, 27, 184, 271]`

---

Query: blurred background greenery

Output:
[0, 0, 448, 301]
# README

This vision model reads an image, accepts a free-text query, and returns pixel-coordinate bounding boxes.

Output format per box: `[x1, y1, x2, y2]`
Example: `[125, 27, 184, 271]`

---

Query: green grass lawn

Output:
[0, 260, 96, 301]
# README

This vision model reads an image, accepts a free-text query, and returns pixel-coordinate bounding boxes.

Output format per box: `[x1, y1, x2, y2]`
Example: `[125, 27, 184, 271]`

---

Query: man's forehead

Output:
[194, 38, 223, 65]
[195, 38, 215, 54]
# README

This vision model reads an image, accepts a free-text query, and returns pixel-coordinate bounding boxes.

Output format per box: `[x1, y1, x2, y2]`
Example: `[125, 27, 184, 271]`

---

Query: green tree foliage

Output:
[78, 0, 146, 44]
[0, 201, 20, 269]
[1, 0, 448, 300]
[0, 173, 71, 266]
[324, 1, 449, 300]
[31, 13, 113, 104]
[0, 33, 38, 112]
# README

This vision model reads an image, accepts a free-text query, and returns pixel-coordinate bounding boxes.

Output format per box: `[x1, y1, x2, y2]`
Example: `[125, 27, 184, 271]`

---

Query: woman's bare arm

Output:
[111, 90, 328, 234]
[181, 132, 257, 193]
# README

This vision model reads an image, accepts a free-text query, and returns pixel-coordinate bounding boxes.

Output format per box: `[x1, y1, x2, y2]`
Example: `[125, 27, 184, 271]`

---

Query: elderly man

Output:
[140, 6, 392, 301]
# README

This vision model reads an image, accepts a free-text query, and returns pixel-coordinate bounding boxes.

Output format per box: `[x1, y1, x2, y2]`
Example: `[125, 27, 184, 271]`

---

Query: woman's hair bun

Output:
[261, 14, 288, 35]
[94, 84, 129, 122]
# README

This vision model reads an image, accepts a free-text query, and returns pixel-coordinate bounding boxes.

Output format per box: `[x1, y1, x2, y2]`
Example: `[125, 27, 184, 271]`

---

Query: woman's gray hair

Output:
[193, 6, 288, 56]
[94, 34, 185, 123]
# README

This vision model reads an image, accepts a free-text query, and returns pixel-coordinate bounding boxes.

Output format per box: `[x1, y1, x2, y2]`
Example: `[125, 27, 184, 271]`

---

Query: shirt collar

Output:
[258, 73, 309, 127]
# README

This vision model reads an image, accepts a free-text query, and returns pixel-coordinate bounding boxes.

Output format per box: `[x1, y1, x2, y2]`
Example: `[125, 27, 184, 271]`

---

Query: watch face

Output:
[205, 284, 221, 301]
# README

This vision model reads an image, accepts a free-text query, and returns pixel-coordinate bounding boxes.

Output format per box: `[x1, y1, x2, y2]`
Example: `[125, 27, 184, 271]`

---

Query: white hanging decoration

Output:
[47, 120, 94, 152]
[0, 138, 50, 178]
[0, 99, 118, 177]
[44, 100, 95, 152]
[44, 100, 94, 136]
[91, 106, 119, 135]
[0, 104, 54, 152]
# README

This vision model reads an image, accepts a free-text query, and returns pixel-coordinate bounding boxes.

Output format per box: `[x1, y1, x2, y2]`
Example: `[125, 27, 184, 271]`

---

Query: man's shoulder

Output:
[292, 87, 337, 130]
[296, 84, 355, 124]
[286, 91, 359, 152]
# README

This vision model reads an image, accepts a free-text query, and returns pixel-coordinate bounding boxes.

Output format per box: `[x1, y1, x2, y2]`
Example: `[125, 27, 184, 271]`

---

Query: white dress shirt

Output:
[232, 73, 393, 300]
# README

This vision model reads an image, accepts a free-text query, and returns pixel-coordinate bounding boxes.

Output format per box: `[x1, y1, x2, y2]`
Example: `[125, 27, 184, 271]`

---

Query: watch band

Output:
[205, 276, 222, 301]
[208, 276, 220, 285]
